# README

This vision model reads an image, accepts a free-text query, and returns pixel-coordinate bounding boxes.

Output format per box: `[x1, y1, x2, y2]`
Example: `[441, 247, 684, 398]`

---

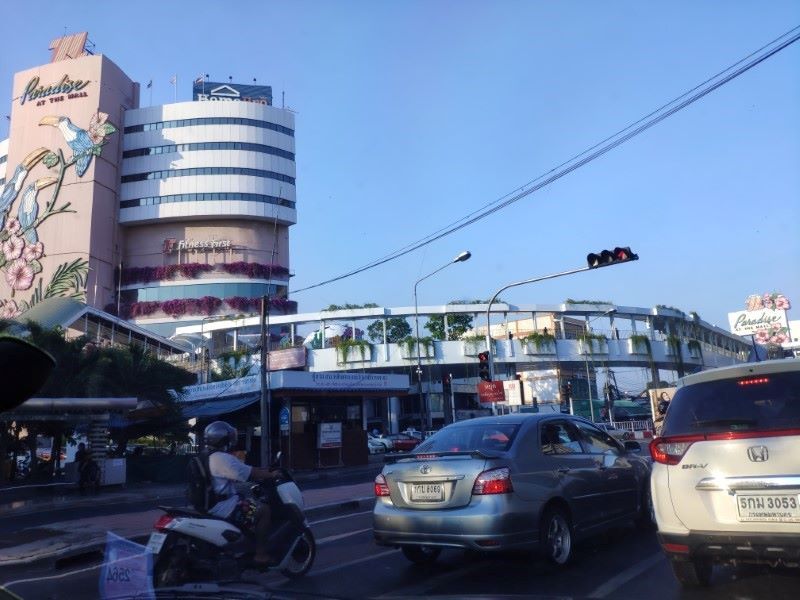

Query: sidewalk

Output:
[0, 461, 382, 569]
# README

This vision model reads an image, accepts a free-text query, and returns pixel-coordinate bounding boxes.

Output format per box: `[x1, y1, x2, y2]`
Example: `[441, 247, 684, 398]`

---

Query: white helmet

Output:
[204, 421, 237, 451]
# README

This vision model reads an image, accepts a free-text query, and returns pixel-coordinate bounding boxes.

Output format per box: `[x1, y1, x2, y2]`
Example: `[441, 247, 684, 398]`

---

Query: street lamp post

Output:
[584, 309, 616, 423]
[414, 251, 471, 431]
[200, 315, 218, 383]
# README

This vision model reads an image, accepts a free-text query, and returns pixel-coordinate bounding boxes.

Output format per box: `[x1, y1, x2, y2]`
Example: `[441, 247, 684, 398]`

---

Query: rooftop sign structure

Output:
[192, 80, 272, 105]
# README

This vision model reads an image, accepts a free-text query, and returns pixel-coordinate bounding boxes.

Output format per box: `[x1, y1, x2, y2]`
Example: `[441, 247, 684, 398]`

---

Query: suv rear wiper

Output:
[384, 449, 499, 464]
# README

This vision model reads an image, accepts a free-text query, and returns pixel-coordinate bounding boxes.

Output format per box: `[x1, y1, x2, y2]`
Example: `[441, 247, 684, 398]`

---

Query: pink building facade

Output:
[0, 34, 297, 338]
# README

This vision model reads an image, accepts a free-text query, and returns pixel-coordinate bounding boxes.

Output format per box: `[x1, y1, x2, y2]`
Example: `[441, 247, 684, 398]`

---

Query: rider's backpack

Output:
[186, 451, 218, 512]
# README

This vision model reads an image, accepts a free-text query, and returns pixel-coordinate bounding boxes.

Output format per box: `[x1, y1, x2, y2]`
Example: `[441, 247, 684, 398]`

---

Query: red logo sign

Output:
[478, 381, 505, 404]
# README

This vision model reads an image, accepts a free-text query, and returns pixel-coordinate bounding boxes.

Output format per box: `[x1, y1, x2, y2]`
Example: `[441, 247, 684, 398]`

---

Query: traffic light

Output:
[587, 246, 639, 269]
[477, 351, 491, 381]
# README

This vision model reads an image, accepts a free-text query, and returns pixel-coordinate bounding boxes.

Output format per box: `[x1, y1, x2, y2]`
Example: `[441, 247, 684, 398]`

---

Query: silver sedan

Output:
[373, 413, 652, 565]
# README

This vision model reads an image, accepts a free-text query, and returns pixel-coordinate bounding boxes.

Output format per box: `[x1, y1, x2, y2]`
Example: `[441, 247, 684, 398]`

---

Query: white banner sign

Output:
[728, 309, 789, 338]
[503, 380, 523, 406]
[317, 422, 342, 449]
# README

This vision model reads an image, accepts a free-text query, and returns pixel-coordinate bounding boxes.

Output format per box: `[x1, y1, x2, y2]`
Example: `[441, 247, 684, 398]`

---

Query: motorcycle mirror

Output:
[0, 337, 55, 413]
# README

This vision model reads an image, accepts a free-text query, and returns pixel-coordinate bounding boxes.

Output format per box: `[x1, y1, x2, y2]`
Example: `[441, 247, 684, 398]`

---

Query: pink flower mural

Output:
[5, 218, 20, 235]
[2, 236, 24, 261]
[0, 299, 19, 319]
[5, 258, 34, 291]
[22, 241, 43, 261]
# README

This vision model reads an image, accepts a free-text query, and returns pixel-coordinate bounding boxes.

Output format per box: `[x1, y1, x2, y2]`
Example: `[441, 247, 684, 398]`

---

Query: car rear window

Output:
[662, 370, 800, 436]
[415, 423, 520, 453]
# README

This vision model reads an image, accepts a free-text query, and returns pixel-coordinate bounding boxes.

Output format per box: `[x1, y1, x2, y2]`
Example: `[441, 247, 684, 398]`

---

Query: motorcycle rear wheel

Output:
[280, 528, 316, 579]
[153, 540, 191, 588]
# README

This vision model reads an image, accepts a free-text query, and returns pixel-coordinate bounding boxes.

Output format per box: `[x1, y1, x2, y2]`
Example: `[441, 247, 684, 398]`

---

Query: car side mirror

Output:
[0, 337, 55, 412]
[624, 441, 642, 453]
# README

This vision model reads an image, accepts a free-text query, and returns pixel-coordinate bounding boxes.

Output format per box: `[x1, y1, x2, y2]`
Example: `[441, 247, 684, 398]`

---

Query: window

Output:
[540, 420, 583, 455]
[575, 422, 620, 455]
[416, 423, 520, 453]
[120, 166, 295, 185]
[120, 192, 295, 210]
[122, 141, 294, 161]
[123, 116, 294, 137]
[662, 371, 800, 436]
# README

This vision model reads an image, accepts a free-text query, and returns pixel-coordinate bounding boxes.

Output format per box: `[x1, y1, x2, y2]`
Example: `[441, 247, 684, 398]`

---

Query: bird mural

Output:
[39, 115, 94, 176]
[17, 177, 57, 244]
[39, 111, 116, 178]
[0, 147, 49, 229]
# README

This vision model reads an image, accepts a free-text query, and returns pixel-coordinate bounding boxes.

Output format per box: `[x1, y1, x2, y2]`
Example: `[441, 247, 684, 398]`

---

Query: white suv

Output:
[650, 359, 800, 587]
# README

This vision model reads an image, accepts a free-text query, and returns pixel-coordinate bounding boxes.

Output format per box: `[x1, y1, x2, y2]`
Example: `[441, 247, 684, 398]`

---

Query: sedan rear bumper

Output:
[373, 495, 538, 552]
[659, 531, 800, 566]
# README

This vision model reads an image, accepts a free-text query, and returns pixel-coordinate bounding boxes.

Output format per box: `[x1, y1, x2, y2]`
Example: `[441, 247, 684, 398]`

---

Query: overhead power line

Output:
[292, 25, 800, 295]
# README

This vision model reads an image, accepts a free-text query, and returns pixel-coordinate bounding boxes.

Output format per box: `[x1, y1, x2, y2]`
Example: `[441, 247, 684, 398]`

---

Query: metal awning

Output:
[180, 394, 260, 418]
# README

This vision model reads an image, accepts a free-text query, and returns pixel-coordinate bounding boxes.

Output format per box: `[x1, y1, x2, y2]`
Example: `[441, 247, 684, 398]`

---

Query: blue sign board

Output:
[279, 406, 290, 431]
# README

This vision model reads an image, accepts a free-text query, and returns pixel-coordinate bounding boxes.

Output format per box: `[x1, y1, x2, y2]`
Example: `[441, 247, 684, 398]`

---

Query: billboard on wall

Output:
[728, 292, 791, 345]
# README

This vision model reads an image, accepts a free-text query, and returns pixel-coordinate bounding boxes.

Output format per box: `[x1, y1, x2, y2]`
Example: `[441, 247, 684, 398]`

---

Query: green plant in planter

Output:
[400, 336, 435, 358]
[578, 332, 608, 354]
[335, 338, 371, 362]
[520, 331, 556, 351]
[687, 338, 703, 362]
[666, 334, 686, 376]
[628, 333, 651, 354]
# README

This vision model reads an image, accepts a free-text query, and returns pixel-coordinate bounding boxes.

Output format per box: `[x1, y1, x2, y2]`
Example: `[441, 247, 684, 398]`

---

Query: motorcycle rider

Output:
[204, 421, 277, 565]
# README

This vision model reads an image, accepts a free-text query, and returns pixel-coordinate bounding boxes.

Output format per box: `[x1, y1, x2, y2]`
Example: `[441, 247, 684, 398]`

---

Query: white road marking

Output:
[317, 527, 372, 545]
[2, 561, 102, 588]
[309, 509, 373, 525]
[308, 548, 398, 576]
[585, 552, 664, 598]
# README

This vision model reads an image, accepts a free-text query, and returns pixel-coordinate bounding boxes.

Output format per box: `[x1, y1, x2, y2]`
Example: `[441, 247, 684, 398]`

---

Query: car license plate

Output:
[146, 532, 168, 554]
[737, 494, 800, 522]
[411, 483, 443, 502]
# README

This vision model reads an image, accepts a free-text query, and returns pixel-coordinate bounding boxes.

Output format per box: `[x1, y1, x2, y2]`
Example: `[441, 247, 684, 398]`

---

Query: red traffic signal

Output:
[477, 351, 491, 382]
[587, 246, 639, 269]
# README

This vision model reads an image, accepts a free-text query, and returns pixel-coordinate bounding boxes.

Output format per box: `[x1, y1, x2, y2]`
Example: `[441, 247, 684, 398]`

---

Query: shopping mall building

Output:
[0, 33, 297, 338]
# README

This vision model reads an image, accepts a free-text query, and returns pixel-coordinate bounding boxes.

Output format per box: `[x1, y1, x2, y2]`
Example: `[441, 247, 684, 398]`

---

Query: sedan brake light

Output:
[374, 473, 391, 497]
[472, 467, 513, 495]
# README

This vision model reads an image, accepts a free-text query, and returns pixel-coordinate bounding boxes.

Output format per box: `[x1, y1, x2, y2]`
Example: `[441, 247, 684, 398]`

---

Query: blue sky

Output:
[1, 1, 798, 331]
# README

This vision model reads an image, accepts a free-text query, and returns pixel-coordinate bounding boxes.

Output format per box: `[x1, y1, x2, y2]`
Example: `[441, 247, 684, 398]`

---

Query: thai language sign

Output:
[317, 422, 342, 449]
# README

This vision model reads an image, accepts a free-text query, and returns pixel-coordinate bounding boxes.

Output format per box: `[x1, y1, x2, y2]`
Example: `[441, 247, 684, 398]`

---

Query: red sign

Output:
[478, 381, 505, 404]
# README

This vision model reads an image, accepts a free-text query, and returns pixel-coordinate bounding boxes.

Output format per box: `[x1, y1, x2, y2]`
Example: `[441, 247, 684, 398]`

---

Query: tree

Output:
[425, 314, 473, 341]
[367, 318, 411, 343]
[0, 320, 196, 474]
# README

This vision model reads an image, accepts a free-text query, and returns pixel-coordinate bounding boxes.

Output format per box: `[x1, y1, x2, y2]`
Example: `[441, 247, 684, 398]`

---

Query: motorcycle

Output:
[148, 453, 315, 586]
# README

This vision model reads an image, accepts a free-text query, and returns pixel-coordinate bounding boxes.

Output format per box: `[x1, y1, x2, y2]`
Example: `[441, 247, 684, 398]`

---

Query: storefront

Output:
[177, 371, 410, 470]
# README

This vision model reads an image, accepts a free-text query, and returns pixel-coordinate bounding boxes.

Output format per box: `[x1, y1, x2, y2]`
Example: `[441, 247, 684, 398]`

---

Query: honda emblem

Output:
[747, 446, 769, 462]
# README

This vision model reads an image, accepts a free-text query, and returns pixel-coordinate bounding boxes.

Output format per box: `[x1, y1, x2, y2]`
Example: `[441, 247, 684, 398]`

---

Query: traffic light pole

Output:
[484, 250, 637, 381]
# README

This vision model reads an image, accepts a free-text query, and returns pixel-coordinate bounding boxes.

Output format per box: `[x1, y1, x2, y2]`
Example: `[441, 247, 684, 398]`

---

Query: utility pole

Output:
[259, 296, 272, 468]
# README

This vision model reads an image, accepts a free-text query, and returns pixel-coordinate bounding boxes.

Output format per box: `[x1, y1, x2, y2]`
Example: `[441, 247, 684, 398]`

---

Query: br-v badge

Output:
[747, 445, 769, 462]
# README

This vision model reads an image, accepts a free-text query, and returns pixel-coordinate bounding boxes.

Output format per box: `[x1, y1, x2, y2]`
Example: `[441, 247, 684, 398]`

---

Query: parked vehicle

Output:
[593, 422, 634, 441]
[368, 436, 387, 454]
[373, 413, 651, 566]
[650, 359, 800, 587]
[149, 452, 315, 586]
[369, 434, 393, 452]
[384, 433, 419, 452]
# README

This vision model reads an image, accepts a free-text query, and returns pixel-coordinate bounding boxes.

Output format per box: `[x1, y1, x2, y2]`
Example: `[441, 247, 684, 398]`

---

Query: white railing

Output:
[613, 419, 654, 432]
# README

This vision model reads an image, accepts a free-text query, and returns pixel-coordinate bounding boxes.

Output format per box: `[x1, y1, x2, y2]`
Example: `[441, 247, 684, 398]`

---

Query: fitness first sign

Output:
[192, 81, 273, 105]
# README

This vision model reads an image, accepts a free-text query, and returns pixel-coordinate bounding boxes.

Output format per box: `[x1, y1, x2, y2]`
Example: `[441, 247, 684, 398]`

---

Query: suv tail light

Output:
[650, 435, 703, 465]
[154, 514, 174, 531]
[472, 467, 513, 495]
[374, 473, 391, 497]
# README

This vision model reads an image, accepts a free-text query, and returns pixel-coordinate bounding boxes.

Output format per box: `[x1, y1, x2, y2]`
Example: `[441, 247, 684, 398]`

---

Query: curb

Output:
[0, 496, 375, 572]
